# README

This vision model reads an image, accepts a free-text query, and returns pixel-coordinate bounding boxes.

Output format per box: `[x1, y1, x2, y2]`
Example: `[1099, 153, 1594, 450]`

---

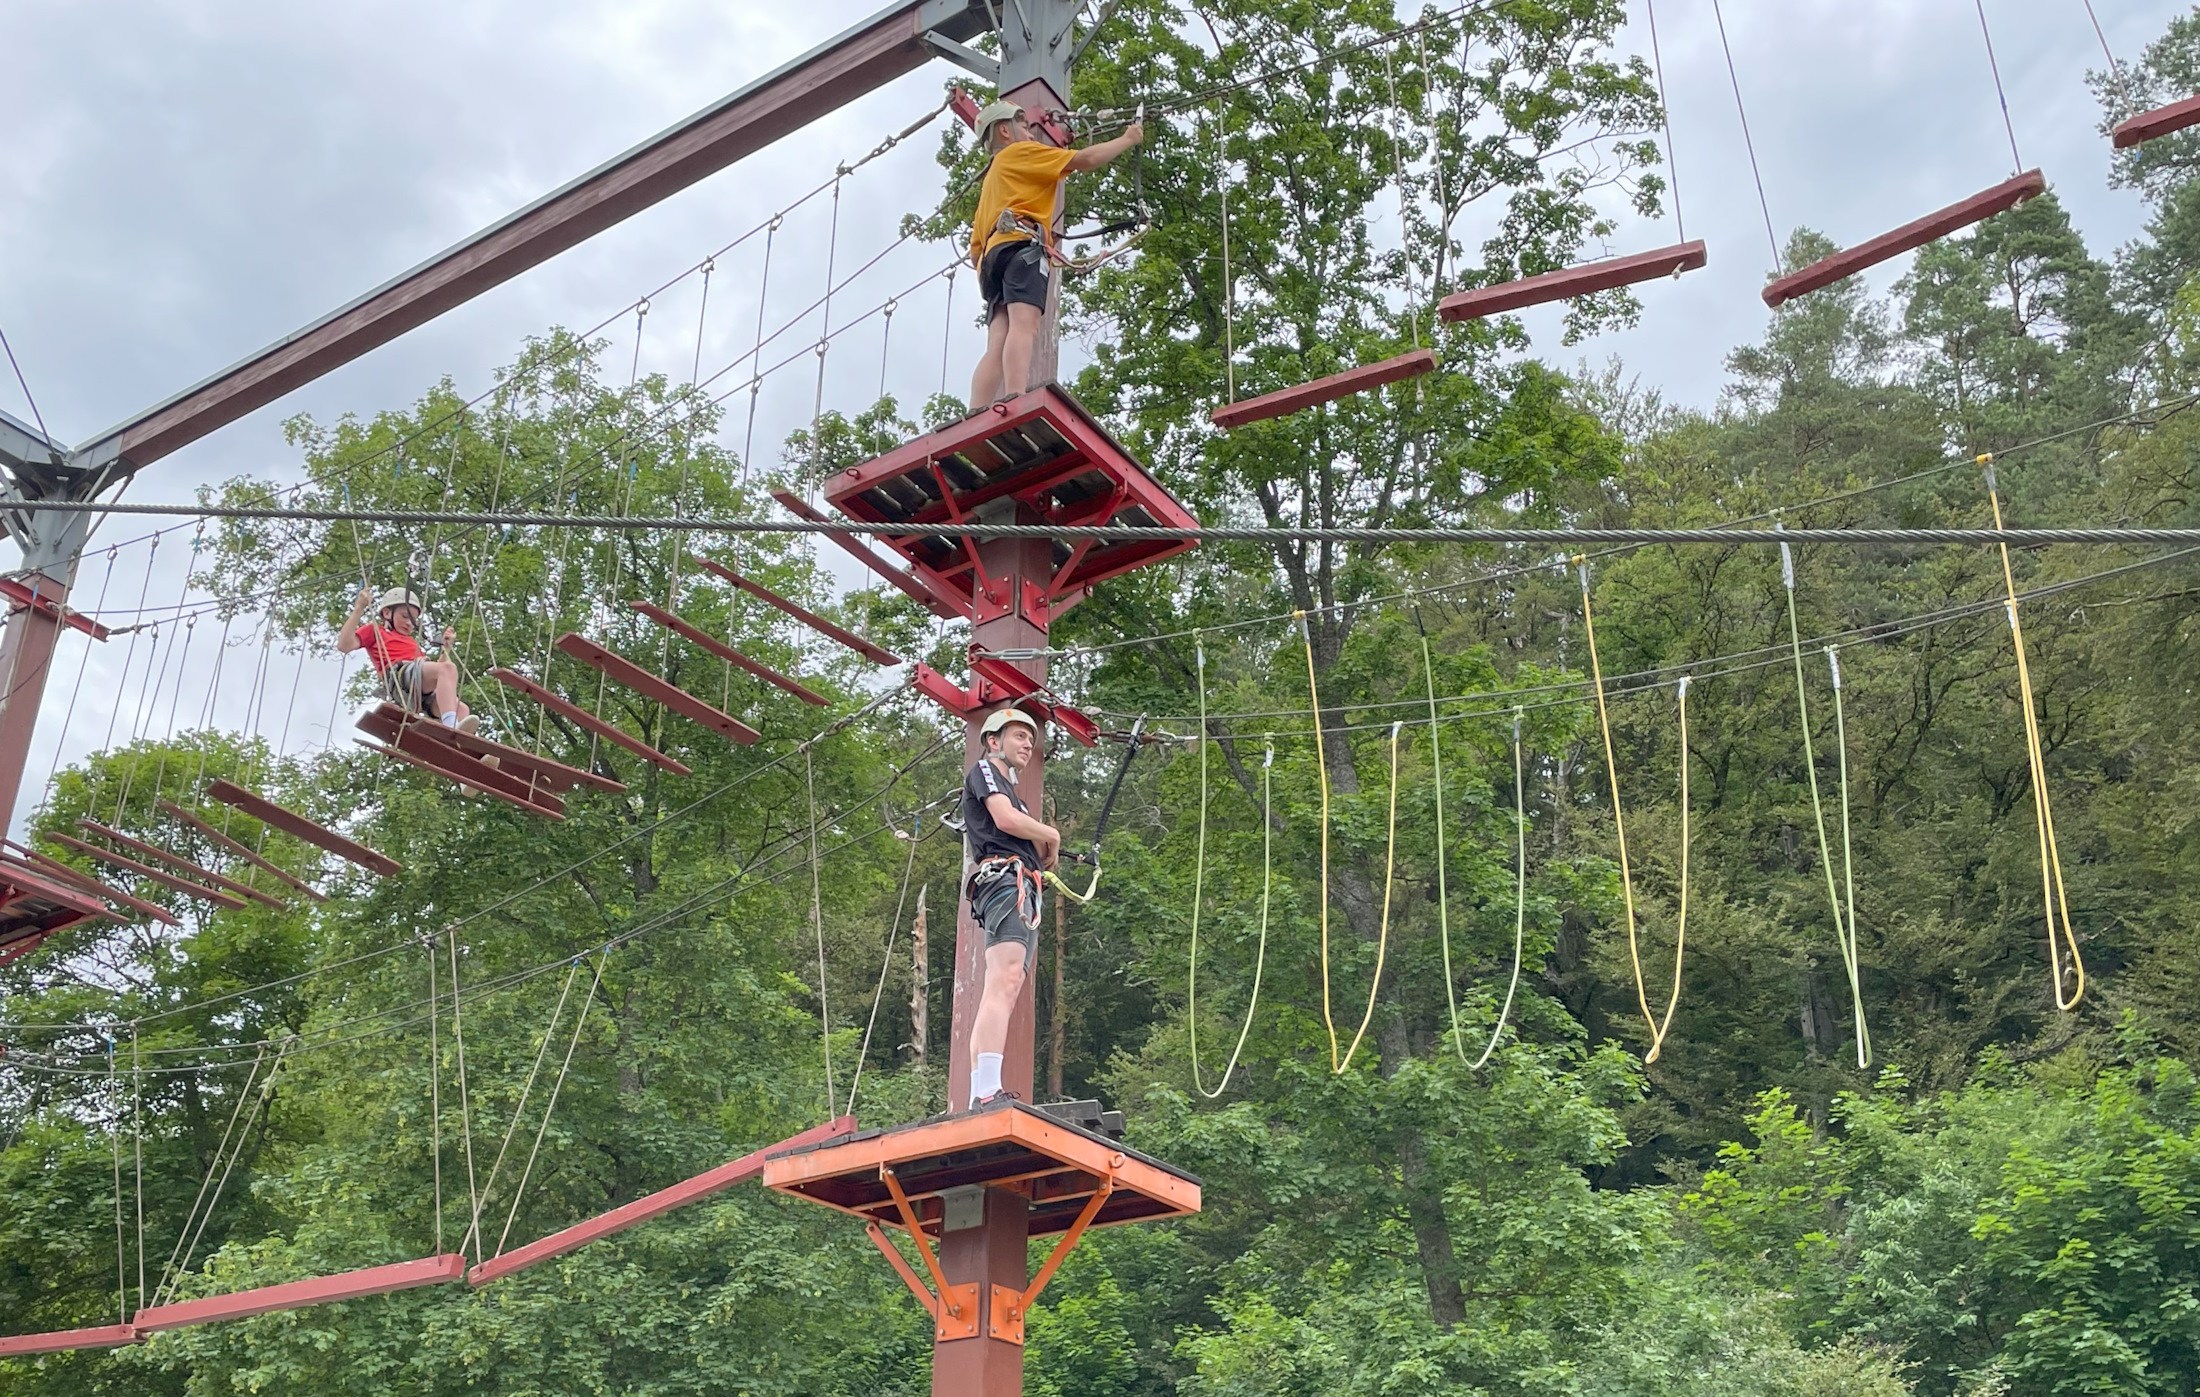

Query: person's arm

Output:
[985, 793, 1060, 867]
[335, 586, 371, 654]
[1064, 120, 1142, 175]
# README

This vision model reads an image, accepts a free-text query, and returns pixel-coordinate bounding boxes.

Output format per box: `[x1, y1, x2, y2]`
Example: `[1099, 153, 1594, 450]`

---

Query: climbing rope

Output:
[1826, 646, 1865, 1047]
[1980, 457, 2085, 1010]
[1468, 710, 1530, 1070]
[492, 948, 605, 1261]
[1187, 641, 1270, 1098]
[807, 745, 837, 1117]
[425, 938, 443, 1255]
[1298, 614, 1340, 1068]
[846, 808, 921, 1119]
[1335, 721, 1405, 1074]
[465, 957, 587, 1256]
[446, 925, 482, 1264]
[106, 1031, 127, 1324]
[1779, 535, 1871, 1068]
[1423, 629, 1468, 1060]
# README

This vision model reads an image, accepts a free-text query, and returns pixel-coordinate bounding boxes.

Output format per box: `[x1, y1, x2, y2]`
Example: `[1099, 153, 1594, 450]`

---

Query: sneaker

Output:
[456, 714, 480, 737]
[970, 1088, 1022, 1110]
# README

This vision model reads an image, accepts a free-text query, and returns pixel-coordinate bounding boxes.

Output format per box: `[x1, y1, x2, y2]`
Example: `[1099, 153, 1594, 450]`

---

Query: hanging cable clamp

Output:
[1677, 673, 1690, 699]
[1573, 554, 1590, 591]
[1976, 452, 1998, 494]
[1825, 646, 1843, 690]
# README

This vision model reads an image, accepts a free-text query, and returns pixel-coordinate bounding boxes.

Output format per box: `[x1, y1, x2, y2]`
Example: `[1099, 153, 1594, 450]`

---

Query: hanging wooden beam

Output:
[1209, 348, 1438, 431]
[1438, 241, 1707, 323]
[355, 709, 569, 814]
[132, 1253, 467, 1332]
[1761, 170, 2045, 308]
[13, 845, 180, 926]
[77, 819, 286, 910]
[0, 1323, 139, 1356]
[554, 634, 762, 745]
[203, 781, 403, 878]
[488, 667, 693, 776]
[689, 556, 903, 665]
[770, 490, 965, 620]
[155, 800, 327, 904]
[354, 740, 567, 821]
[469, 1116, 859, 1287]
[357, 703, 625, 794]
[2114, 95, 2200, 149]
[629, 601, 830, 706]
[42, 833, 249, 911]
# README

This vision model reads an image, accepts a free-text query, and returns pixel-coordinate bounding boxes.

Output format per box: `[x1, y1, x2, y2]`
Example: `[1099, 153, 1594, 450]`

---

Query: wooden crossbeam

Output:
[203, 781, 402, 878]
[689, 556, 902, 665]
[133, 1254, 467, 1332]
[1761, 171, 2044, 308]
[1209, 349, 1438, 431]
[77, 818, 286, 909]
[16, 846, 179, 926]
[629, 601, 829, 706]
[1437, 241, 1707, 322]
[358, 703, 625, 794]
[554, 634, 761, 745]
[2114, 95, 2200, 149]
[489, 667, 692, 775]
[355, 709, 569, 813]
[0, 1323, 139, 1356]
[42, 833, 248, 910]
[355, 740, 566, 821]
[155, 801, 326, 903]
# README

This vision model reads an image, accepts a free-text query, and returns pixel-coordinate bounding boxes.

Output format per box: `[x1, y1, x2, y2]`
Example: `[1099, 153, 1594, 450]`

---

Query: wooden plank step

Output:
[13, 845, 179, 925]
[1438, 241, 1707, 322]
[689, 556, 902, 665]
[629, 601, 829, 706]
[77, 819, 286, 910]
[554, 634, 761, 745]
[770, 489, 965, 621]
[203, 781, 402, 878]
[356, 742, 566, 821]
[2114, 94, 2200, 149]
[355, 709, 569, 814]
[1210, 349, 1438, 431]
[0, 1323, 139, 1356]
[133, 1254, 467, 1332]
[1761, 172, 2043, 308]
[155, 801, 326, 904]
[360, 703, 625, 794]
[42, 833, 249, 911]
[488, 667, 692, 776]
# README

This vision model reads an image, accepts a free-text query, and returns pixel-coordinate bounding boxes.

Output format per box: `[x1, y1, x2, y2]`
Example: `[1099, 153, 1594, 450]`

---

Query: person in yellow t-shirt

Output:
[967, 99, 1143, 408]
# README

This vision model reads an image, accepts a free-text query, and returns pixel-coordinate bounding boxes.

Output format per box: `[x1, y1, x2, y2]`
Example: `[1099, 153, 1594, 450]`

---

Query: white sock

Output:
[970, 1052, 1004, 1102]
[442, 711, 460, 728]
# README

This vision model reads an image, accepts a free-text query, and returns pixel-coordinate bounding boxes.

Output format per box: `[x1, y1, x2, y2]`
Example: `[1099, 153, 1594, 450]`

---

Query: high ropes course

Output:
[0, 0, 2190, 1386]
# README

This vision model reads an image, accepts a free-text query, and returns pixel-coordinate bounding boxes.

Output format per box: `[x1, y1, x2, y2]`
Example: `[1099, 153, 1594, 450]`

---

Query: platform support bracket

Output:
[984, 1167, 1116, 1344]
[877, 1165, 982, 1341]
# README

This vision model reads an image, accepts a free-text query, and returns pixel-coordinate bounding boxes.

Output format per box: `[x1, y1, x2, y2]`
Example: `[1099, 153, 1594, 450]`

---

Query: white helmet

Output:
[980, 707, 1037, 742]
[375, 587, 422, 615]
[975, 99, 1024, 144]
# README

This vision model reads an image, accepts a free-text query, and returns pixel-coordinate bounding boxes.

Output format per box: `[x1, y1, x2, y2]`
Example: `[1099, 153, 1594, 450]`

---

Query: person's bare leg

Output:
[426, 661, 469, 725]
[969, 941, 1028, 1060]
[970, 309, 1010, 408]
[1000, 302, 1043, 400]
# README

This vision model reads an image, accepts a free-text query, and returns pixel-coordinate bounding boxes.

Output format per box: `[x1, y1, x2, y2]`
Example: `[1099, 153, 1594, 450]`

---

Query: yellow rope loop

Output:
[1576, 558, 1663, 1061]
[1335, 720, 1404, 1074]
[1299, 612, 1342, 1069]
[1423, 631, 1467, 1061]
[1981, 459, 2085, 1010]
[1192, 738, 1274, 1100]
[1641, 676, 1693, 1065]
[1825, 647, 1872, 1067]
[1470, 707, 1530, 1070]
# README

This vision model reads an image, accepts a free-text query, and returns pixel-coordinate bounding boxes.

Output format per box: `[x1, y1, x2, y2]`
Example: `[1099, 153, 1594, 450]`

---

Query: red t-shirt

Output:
[353, 623, 421, 675]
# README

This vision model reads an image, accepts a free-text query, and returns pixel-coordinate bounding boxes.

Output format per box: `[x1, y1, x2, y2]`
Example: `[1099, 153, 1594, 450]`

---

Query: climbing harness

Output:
[1779, 533, 1871, 1068]
[1188, 639, 1271, 1098]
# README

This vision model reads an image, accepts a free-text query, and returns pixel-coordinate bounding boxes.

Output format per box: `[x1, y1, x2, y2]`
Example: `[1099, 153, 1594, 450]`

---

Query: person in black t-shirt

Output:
[961, 707, 1060, 1108]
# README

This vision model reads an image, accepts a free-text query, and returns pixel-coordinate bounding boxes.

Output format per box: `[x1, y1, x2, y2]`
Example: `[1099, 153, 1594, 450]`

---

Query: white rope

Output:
[463, 957, 584, 1256]
[493, 949, 606, 1260]
[807, 746, 837, 1116]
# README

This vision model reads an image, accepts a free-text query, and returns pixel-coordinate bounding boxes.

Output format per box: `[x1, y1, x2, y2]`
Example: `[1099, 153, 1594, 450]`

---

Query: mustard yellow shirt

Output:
[970, 140, 1077, 266]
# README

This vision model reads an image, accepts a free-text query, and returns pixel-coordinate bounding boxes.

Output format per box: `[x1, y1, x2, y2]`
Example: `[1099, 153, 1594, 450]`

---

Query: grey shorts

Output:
[972, 866, 1039, 963]
[979, 239, 1049, 320]
[382, 660, 429, 713]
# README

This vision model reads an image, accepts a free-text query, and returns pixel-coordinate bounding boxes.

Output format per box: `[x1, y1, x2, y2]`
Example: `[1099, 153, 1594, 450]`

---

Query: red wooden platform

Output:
[1761, 170, 2044, 308]
[0, 852, 113, 966]
[42, 833, 247, 910]
[1210, 348, 1438, 430]
[157, 800, 327, 903]
[489, 667, 692, 776]
[77, 818, 285, 909]
[132, 1253, 467, 1332]
[356, 740, 568, 821]
[469, 1115, 858, 1286]
[554, 634, 761, 745]
[1438, 240, 1707, 322]
[2114, 95, 2200, 149]
[13, 845, 174, 926]
[0, 1323, 138, 1356]
[687, 557, 901, 666]
[818, 384, 1199, 622]
[204, 780, 402, 878]
[629, 601, 829, 706]
[763, 1100, 1199, 1239]
[354, 709, 568, 818]
[360, 704, 624, 795]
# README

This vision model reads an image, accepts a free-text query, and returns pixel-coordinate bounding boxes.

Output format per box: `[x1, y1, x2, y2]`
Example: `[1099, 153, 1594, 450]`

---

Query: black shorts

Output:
[978, 239, 1049, 320]
[972, 865, 1039, 963]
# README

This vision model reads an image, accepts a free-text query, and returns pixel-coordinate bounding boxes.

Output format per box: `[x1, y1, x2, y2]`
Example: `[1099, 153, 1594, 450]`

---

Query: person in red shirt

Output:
[337, 585, 474, 732]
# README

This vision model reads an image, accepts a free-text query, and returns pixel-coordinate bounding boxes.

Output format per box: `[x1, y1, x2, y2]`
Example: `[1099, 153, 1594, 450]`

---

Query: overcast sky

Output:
[0, 0, 2188, 832]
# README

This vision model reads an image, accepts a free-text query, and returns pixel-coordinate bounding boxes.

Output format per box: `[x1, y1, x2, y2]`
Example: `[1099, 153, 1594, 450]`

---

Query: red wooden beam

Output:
[1438, 240, 1707, 322]
[203, 780, 403, 878]
[0, 1323, 139, 1356]
[77, 0, 993, 472]
[488, 667, 693, 776]
[554, 634, 761, 745]
[770, 490, 966, 620]
[469, 1116, 858, 1287]
[688, 556, 902, 666]
[77, 818, 286, 909]
[629, 601, 829, 706]
[132, 1253, 467, 1332]
[0, 576, 109, 640]
[42, 833, 249, 911]
[2114, 95, 2200, 149]
[15, 846, 179, 926]
[355, 741, 567, 821]
[360, 702, 626, 794]
[155, 800, 328, 904]
[354, 709, 570, 814]
[1210, 348, 1438, 431]
[1762, 171, 2045, 308]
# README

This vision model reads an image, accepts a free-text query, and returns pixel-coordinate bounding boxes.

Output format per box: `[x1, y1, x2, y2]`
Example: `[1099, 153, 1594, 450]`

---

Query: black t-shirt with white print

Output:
[963, 755, 1039, 867]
